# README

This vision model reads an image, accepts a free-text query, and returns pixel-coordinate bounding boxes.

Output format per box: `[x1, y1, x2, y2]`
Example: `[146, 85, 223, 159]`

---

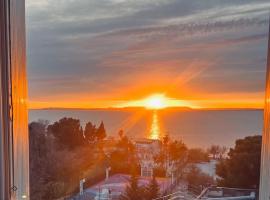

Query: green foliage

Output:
[84, 121, 107, 151]
[48, 117, 85, 149]
[30, 118, 108, 200]
[120, 173, 143, 200]
[29, 121, 51, 199]
[186, 165, 215, 188]
[169, 140, 188, 161]
[96, 121, 107, 141]
[188, 148, 209, 163]
[216, 135, 262, 189]
[155, 137, 188, 166]
[84, 122, 97, 142]
[110, 132, 139, 174]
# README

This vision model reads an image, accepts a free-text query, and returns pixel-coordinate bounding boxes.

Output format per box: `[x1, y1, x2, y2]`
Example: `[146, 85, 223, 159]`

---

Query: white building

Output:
[134, 138, 161, 177]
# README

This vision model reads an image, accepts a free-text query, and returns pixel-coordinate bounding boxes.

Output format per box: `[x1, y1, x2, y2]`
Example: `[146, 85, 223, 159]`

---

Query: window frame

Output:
[0, 0, 29, 199]
[0, 1, 269, 200]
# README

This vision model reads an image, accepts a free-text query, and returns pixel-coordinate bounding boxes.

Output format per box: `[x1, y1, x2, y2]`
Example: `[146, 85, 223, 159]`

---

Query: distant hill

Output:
[30, 106, 193, 111]
[29, 106, 262, 111]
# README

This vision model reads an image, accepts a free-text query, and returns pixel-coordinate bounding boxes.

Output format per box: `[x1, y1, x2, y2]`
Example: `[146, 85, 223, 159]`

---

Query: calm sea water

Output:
[29, 109, 263, 148]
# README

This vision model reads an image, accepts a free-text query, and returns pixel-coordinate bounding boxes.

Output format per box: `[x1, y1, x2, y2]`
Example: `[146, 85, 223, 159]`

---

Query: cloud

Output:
[26, 0, 270, 107]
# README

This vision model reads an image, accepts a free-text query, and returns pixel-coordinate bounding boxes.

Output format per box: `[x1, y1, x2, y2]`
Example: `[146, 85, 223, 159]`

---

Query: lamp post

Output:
[79, 178, 86, 196]
[106, 167, 111, 181]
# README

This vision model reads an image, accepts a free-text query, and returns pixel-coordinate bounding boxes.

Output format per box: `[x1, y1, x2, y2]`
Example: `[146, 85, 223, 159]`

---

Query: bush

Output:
[186, 165, 215, 188]
[216, 135, 261, 189]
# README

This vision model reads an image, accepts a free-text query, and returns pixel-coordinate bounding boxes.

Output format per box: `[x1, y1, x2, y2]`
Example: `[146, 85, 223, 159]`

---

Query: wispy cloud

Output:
[26, 0, 270, 108]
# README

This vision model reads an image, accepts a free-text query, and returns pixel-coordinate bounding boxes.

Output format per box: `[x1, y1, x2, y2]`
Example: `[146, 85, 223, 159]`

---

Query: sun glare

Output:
[145, 94, 167, 109]
[117, 93, 194, 109]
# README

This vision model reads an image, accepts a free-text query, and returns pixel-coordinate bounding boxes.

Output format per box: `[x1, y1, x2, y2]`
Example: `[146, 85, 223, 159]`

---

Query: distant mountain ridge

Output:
[29, 106, 263, 111]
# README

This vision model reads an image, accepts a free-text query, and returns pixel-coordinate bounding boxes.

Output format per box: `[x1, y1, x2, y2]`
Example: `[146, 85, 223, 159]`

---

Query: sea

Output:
[29, 109, 263, 149]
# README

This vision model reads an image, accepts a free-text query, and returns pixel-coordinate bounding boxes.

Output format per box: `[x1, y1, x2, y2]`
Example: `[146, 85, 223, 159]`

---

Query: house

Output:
[134, 138, 161, 177]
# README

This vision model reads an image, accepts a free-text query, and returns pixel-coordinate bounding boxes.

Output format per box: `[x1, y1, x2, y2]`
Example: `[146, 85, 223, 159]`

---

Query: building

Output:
[134, 138, 161, 177]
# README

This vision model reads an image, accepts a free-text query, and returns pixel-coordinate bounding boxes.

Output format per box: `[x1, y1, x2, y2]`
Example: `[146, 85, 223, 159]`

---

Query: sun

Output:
[116, 93, 194, 109]
[144, 94, 167, 109]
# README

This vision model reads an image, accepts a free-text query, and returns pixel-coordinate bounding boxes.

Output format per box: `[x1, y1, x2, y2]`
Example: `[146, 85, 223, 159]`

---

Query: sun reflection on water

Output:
[150, 111, 161, 140]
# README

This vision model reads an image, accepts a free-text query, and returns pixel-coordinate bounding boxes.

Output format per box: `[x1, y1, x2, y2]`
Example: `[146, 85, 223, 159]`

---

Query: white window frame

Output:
[259, 22, 270, 200]
[0, 0, 29, 199]
[0, 1, 270, 200]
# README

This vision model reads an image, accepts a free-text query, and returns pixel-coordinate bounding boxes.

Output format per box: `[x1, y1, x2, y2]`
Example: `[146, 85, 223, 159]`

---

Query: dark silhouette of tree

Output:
[30, 119, 104, 199]
[154, 135, 170, 167]
[208, 145, 220, 159]
[218, 146, 228, 159]
[186, 165, 214, 189]
[96, 121, 107, 141]
[84, 122, 97, 142]
[120, 172, 143, 200]
[47, 117, 85, 149]
[216, 135, 262, 189]
[118, 129, 124, 139]
[154, 138, 188, 181]
[29, 121, 50, 199]
[207, 145, 227, 160]
[162, 134, 170, 147]
[110, 133, 139, 174]
[187, 148, 209, 163]
[146, 176, 160, 200]
[169, 140, 187, 161]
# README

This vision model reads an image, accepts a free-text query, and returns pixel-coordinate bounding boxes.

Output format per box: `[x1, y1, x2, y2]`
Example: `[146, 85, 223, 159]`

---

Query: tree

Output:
[162, 134, 170, 147]
[187, 165, 214, 187]
[120, 172, 142, 200]
[168, 140, 187, 161]
[216, 135, 262, 189]
[84, 122, 97, 142]
[208, 145, 228, 160]
[29, 121, 50, 199]
[188, 148, 209, 163]
[48, 117, 85, 149]
[218, 146, 228, 160]
[208, 145, 220, 159]
[146, 176, 160, 200]
[118, 129, 124, 139]
[30, 119, 107, 199]
[110, 133, 139, 174]
[96, 121, 107, 141]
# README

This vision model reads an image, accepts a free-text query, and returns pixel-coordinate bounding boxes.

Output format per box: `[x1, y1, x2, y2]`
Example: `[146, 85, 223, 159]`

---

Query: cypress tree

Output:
[96, 121, 106, 141]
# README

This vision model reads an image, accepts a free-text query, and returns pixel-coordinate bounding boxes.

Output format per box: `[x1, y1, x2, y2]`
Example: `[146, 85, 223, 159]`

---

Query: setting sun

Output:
[145, 94, 167, 109]
[117, 93, 195, 109]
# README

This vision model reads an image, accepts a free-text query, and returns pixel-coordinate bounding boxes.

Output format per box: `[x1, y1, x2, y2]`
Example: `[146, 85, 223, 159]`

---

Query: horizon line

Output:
[28, 106, 264, 111]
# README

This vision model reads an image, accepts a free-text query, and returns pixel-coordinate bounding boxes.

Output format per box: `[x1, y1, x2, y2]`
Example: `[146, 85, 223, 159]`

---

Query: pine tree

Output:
[96, 121, 106, 141]
[120, 173, 142, 200]
[47, 117, 85, 149]
[146, 176, 160, 200]
[84, 122, 97, 142]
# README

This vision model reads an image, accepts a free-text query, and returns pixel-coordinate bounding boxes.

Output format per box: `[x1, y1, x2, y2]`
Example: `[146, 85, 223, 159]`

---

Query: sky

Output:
[26, 0, 270, 109]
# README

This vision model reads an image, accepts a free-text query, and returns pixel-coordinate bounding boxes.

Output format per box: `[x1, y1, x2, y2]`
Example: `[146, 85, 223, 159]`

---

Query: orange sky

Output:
[28, 62, 266, 110]
[26, 0, 269, 110]
[28, 92, 264, 110]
